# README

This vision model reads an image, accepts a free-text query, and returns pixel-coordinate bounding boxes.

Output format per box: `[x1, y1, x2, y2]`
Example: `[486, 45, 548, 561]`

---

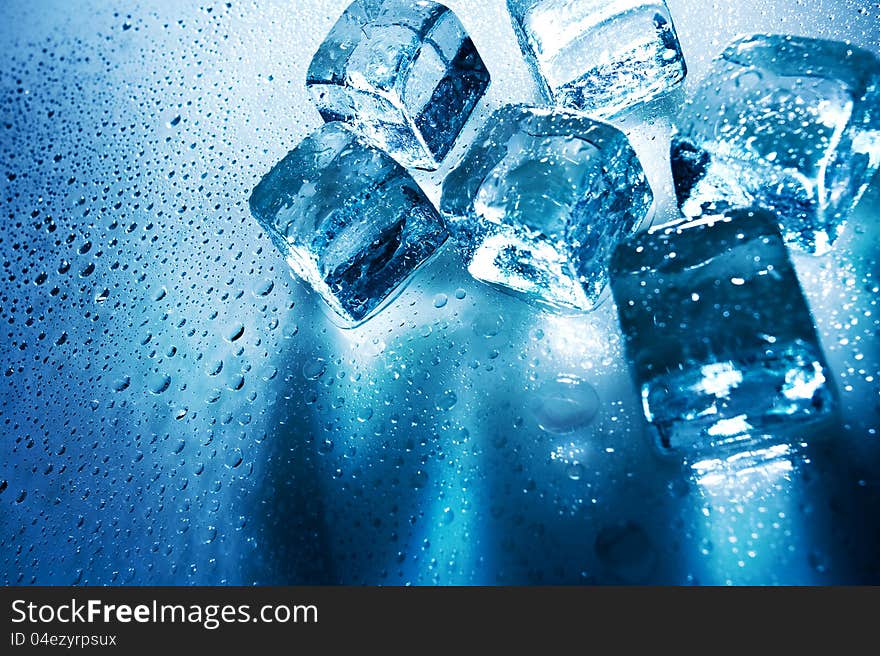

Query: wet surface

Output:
[0, 0, 878, 584]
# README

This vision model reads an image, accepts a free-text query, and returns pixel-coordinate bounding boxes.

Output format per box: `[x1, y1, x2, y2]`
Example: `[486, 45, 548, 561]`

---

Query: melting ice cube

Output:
[307, 0, 491, 170]
[610, 209, 838, 459]
[672, 35, 880, 255]
[249, 123, 447, 325]
[507, 0, 686, 117]
[441, 105, 652, 311]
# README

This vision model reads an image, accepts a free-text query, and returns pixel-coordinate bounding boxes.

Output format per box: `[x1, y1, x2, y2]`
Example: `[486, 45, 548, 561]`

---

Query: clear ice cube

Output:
[440, 105, 652, 311]
[672, 35, 880, 255]
[249, 123, 447, 324]
[306, 0, 491, 171]
[610, 209, 838, 459]
[507, 0, 686, 117]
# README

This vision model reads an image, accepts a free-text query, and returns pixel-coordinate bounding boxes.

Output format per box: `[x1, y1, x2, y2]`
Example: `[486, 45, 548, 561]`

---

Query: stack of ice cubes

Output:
[251, 0, 491, 324]
[248, 0, 878, 459]
[250, 0, 686, 327]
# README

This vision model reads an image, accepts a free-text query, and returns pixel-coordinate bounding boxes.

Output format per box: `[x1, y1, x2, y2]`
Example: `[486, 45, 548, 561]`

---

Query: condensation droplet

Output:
[225, 323, 245, 342]
[302, 357, 326, 380]
[149, 374, 172, 395]
[112, 376, 131, 392]
[530, 376, 600, 435]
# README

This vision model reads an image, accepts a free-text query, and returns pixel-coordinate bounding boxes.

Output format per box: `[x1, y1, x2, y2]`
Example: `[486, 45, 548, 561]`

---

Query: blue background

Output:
[1, 0, 879, 584]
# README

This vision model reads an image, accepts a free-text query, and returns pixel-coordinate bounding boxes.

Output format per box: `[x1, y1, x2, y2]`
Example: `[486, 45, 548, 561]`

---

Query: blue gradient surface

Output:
[1, 0, 879, 585]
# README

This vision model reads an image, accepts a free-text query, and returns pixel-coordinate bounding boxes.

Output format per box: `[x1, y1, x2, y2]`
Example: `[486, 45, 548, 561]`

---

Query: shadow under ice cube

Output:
[440, 105, 652, 311]
[610, 209, 837, 459]
[249, 123, 447, 325]
[507, 0, 686, 117]
[306, 0, 491, 171]
[672, 35, 880, 256]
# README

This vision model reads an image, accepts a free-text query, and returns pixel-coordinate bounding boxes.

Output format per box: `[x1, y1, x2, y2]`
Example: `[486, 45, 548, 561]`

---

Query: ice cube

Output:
[440, 105, 652, 311]
[610, 209, 838, 459]
[306, 0, 491, 171]
[249, 123, 448, 324]
[507, 0, 686, 117]
[672, 35, 880, 255]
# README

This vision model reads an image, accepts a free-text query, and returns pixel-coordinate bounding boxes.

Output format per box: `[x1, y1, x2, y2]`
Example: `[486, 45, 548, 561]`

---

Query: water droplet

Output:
[473, 312, 503, 338]
[432, 293, 448, 308]
[530, 376, 599, 434]
[225, 323, 245, 342]
[411, 469, 428, 489]
[566, 463, 585, 481]
[255, 279, 274, 296]
[112, 376, 131, 392]
[226, 448, 243, 469]
[149, 374, 172, 395]
[302, 357, 326, 380]
[435, 389, 457, 411]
